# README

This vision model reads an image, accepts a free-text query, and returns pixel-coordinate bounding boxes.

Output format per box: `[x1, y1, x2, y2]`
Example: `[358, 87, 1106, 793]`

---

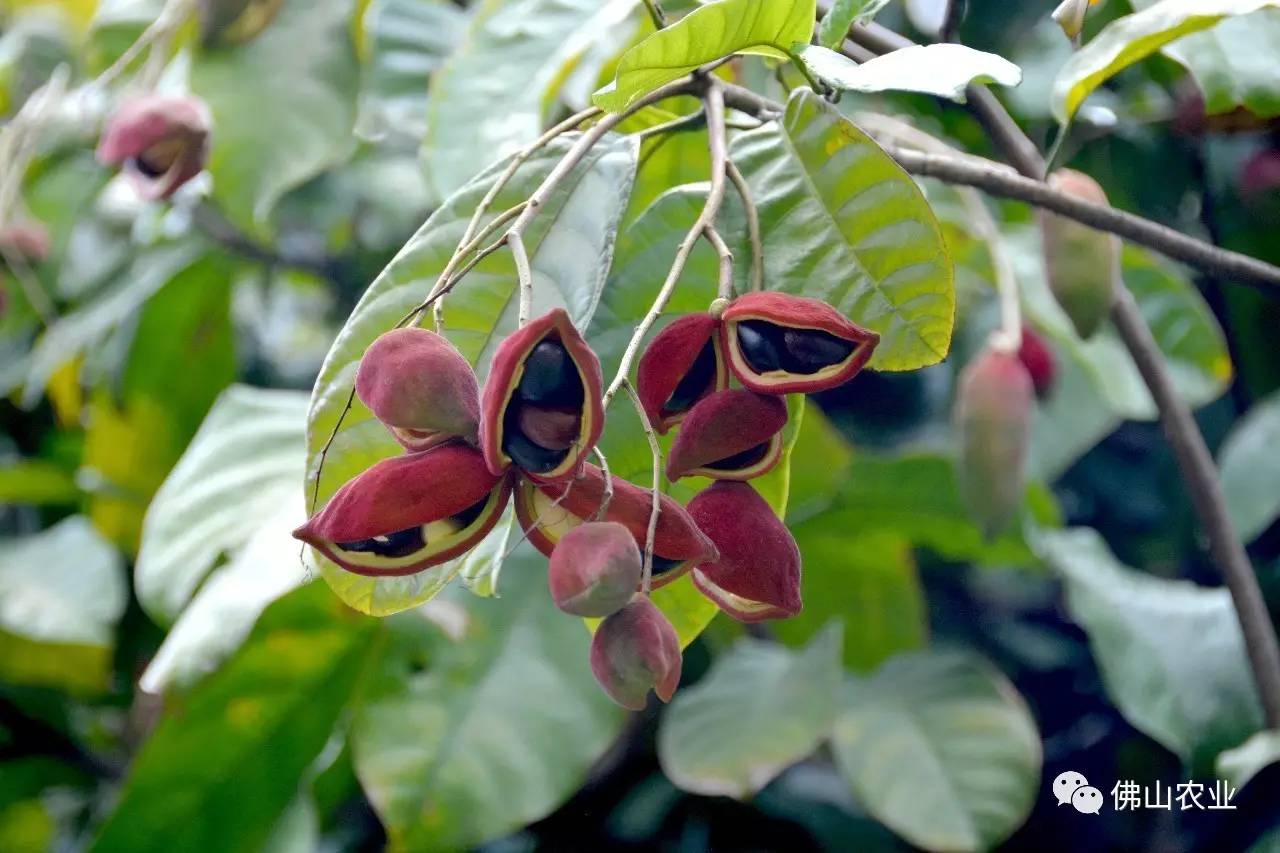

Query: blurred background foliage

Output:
[1, 0, 1279, 850]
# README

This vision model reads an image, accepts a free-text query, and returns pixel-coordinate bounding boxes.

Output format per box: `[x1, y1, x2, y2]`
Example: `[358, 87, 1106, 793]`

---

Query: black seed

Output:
[736, 320, 784, 374]
[336, 526, 425, 558]
[451, 495, 491, 528]
[503, 421, 571, 473]
[650, 555, 682, 575]
[780, 327, 855, 375]
[664, 340, 718, 415]
[129, 154, 168, 179]
[517, 340, 584, 407]
[705, 441, 770, 472]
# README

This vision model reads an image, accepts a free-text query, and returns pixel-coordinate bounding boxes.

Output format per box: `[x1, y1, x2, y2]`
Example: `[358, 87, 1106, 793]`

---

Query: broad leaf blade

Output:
[1219, 389, 1280, 542]
[794, 43, 1022, 102]
[818, 0, 894, 48]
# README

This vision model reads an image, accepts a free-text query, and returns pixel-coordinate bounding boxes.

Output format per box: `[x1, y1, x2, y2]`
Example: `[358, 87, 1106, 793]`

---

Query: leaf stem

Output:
[726, 160, 763, 293]
[622, 379, 662, 594]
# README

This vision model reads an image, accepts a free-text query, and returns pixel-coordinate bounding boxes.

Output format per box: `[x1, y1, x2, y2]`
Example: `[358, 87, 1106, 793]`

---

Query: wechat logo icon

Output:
[1054, 771, 1102, 814]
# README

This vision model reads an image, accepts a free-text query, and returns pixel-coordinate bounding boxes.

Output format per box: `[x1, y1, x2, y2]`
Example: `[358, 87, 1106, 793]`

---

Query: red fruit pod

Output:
[686, 482, 801, 622]
[355, 328, 480, 451]
[513, 464, 717, 590]
[549, 521, 642, 618]
[720, 292, 879, 394]
[954, 347, 1034, 539]
[635, 314, 729, 434]
[666, 389, 787, 482]
[1017, 325, 1056, 400]
[293, 443, 512, 577]
[97, 94, 212, 201]
[480, 309, 604, 483]
[590, 596, 682, 710]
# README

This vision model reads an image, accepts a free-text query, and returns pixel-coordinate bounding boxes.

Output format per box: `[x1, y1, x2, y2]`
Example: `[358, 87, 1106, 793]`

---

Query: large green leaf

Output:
[1219, 389, 1280, 543]
[593, 0, 816, 112]
[423, 0, 639, 197]
[190, 0, 358, 231]
[305, 134, 638, 615]
[1050, 0, 1280, 124]
[1216, 729, 1280, 790]
[793, 43, 1022, 103]
[1037, 527, 1264, 767]
[91, 585, 379, 853]
[817, 0, 894, 48]
[657, 625, 842, 798]
[730, 89, 954, 371]
[350, 550, 624, 851]
[832, 649, 1041, 852]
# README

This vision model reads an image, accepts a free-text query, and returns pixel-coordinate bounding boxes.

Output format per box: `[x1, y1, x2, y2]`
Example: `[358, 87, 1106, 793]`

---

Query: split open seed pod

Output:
[590, 596, 682, 710]
[97, 94, 212, 201]
[513, 464, 716, 590]
[293, 443, 512, 577]
[355, 327, 480, 451]
[666, 389, 787, 482]
[635, 313, 729, 434]
[720, 292, 879, 393]
[480, 309, 603, 483]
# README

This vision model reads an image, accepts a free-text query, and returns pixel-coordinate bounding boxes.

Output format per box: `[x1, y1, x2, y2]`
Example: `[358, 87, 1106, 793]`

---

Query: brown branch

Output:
[191, 203, 334, 279]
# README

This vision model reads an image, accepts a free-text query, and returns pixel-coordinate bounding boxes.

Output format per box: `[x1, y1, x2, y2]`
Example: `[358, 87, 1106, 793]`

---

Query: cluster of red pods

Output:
[294, 293, 879, 709]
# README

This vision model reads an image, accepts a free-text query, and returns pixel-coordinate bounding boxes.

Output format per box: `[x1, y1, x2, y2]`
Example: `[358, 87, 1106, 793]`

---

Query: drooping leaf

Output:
[350, 550, 624, 852]
[1216, 730, 1280, 790]
[730, 89, 954, 371]
[817, 0, 895, 48]
[832, 649, 1041, 852]
[793, 43, 1022, 102]
[1219, 389, 1280, 543]
[1050, 0, 1280, 124]
[657, 625, 843, 798]
[1037, 527, 1265, 767]
[593, 0, 816, 112]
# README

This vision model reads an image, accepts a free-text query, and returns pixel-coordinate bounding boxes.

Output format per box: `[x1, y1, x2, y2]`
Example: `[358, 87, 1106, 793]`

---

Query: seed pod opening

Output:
[293, 444, 512, 577]
[97, 95, 212, 201]
[1041, 169, 1118, 339]
[513, 464, 716, 589]
[666, 389, 787, 482]
[549, 521, 642, 618]
[686, 482, 802, 622]
[590, 596, 682, 710]
[355, 328, 480, 451]
[720, 292, 879, 393]
[636, 314, 729, 434]
[480, 309, 603, 483]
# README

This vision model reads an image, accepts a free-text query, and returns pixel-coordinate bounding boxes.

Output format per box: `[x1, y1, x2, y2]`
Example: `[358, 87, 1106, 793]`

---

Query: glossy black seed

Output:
[451, 495, 491, 528]
[780, 327, 855, 375]
[736, 320, 783, 374]
[336, 526, 425, 558]
[664, 340, 718, 414]
[705, 441, 770, 472]
[503, 420, 571, 473]
[517, 339, 583, 407]
[130, 154, 168, 179]
[649, 555, 682, 575]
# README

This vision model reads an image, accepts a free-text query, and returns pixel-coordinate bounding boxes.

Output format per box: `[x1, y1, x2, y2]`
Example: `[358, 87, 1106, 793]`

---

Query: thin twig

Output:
[641, 0, 666, 29]
[511, 231, 534, 326]
[704, 225, 734, 301]
[310, 387, 356, 514]
[396, 234, 510, 328]
[726, 160, 763, 293]
[592, 447, 614, 521]
[622, 380, 662, 594]
[637, 109, 706, 141]
[191, 203, 334, 278]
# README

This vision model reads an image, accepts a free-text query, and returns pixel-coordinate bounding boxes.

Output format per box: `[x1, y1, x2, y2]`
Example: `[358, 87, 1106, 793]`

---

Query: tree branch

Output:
[191, 203, 335, 279]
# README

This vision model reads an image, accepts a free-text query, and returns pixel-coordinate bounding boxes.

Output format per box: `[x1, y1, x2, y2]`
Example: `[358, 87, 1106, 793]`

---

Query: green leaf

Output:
[305, 134, 638, 615]
[424, 0, 639, 198]
[1037, 527, 1264, 767]
[832, 649, 1041, 852]
[817, 0, 894, 48]
[350, 549, 624, 852]
[1219, 390, 1280, 543]
[1050, 0, 1280, 124]
[91, 584, 379, 853]
[0, 460, 78, 506]
[793, 43, 1022, 102]
[593, 0, 816, 112]
[1216, 729, 1280, 790]
[190, 0, 358, 230]
[730, 89, 954, 371]
[657, 625, 843, 798]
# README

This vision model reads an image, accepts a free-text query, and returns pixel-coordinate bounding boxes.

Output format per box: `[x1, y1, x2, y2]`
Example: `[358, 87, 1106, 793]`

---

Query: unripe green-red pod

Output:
[97, 94, 212, 201]
[636, 313, 729, 434]
[1017, 325, 1056, 400]
[480, 309, 604, 483]
[686, 482, 801, 622]
[720, 292, 879, 394]
[954, 347, 1033, 539]
[293, 443, 512, 577]
[666, 389, 787, 482]
[549, 521, 642, 617]
[514, 464, 716, 589]
[1040, 170, 1118, 339]
[355, 328, 480, 451]
[590, 596, 682, 710]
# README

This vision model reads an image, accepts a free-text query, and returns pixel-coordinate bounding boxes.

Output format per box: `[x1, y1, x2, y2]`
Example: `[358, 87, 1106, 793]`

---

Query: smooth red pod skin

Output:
[955, 348, 1034, 539]
[1017, 326, 1056, 400]
[355, 328, 480, 451]
[293, 443, 511, 577]
[590, 596, 682, 710]
[479, 308, 604, 483]
[549, 521, 642, 618]
[686, 482, 801, 622]
[97, 94, 212, 200]
[720, 292, 879, 394]
[636, 314, 728, 434]
[513, 465, 716, 590]
[666, 389, 787, 482]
